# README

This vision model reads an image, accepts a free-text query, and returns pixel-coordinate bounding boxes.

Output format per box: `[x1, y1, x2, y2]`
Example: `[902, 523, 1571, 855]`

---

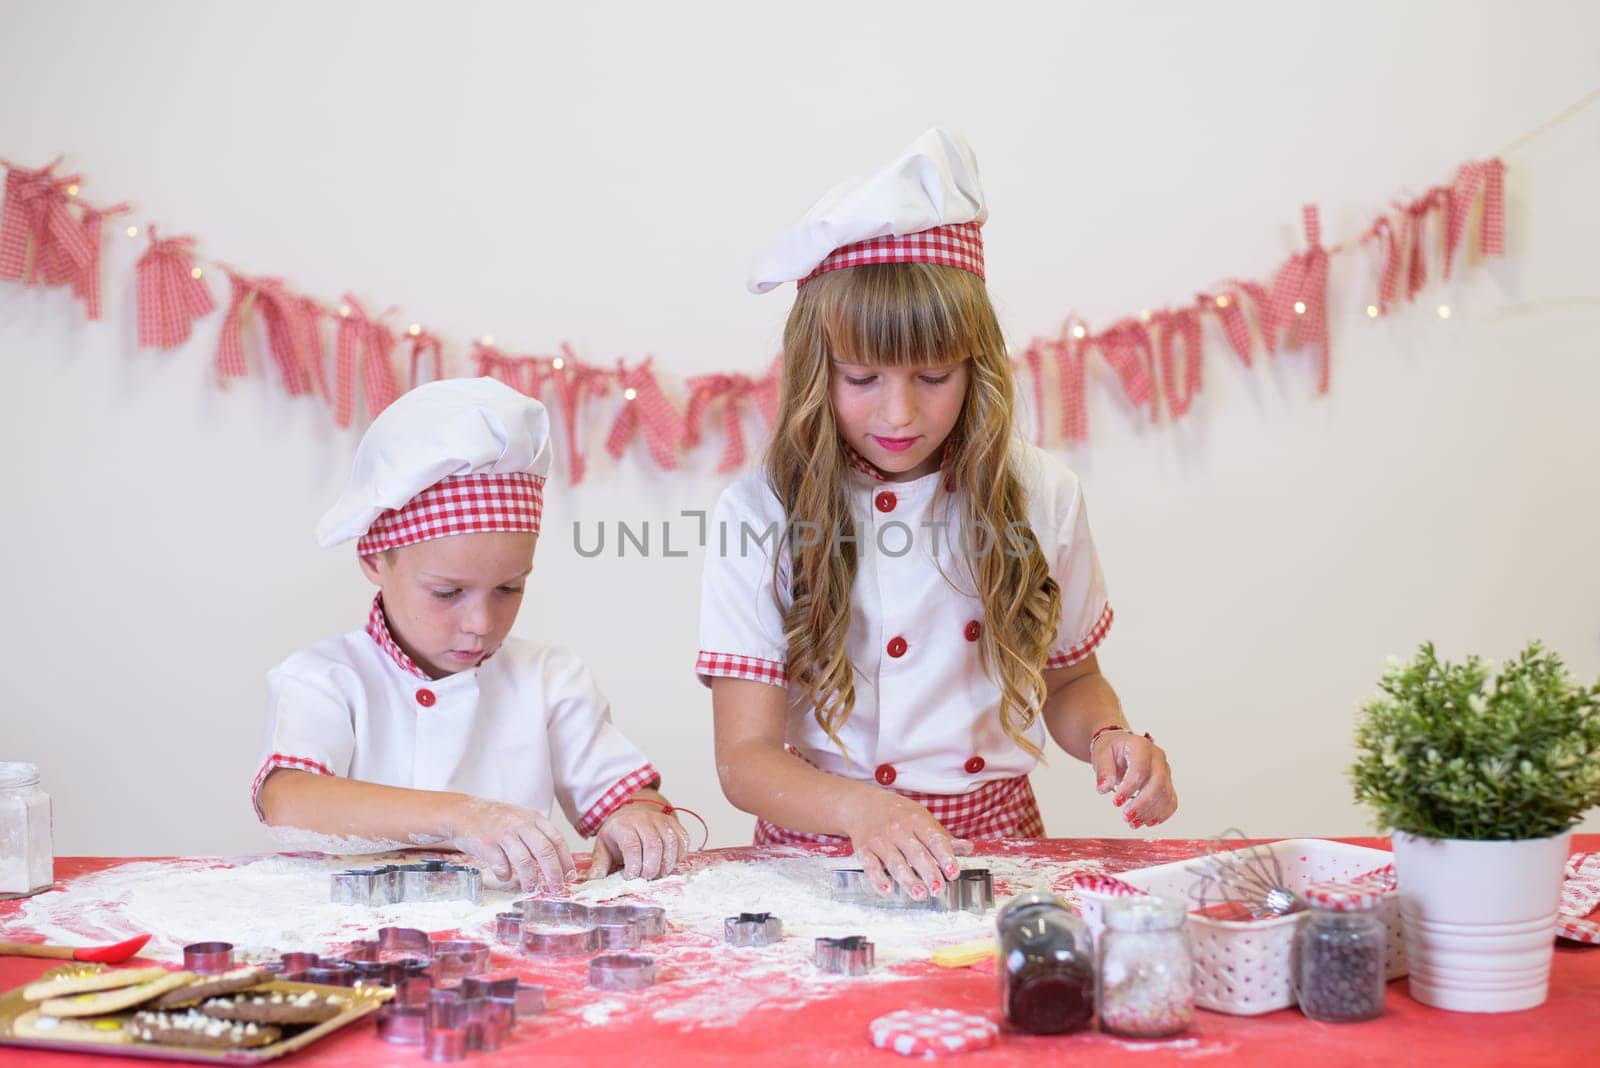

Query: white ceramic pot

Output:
[1390, 829, 1571, 1013]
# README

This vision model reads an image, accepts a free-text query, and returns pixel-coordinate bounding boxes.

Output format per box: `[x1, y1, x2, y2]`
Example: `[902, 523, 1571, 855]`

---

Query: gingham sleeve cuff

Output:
[695, 651, 789, 688]
[574, 763, 663, 838]
[1045, 603, 1114, 670]
[251, 753, 336, 822]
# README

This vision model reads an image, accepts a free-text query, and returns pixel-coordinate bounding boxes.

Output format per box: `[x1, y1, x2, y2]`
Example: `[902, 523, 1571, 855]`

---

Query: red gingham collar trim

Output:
[800, 222, 985, 287]
[357, 472, 545, 558]
[366, 594, 432, 680]
[841, 441, 956, 485]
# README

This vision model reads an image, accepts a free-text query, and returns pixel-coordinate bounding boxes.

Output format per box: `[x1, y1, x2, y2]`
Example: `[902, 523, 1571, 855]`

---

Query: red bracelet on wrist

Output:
[622, 796, 710, 851]
[1089, 725, 1153, 754]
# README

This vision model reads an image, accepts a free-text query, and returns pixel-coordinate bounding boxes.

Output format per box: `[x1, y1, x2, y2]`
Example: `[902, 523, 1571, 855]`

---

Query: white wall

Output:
[2, 1, 1597, 857]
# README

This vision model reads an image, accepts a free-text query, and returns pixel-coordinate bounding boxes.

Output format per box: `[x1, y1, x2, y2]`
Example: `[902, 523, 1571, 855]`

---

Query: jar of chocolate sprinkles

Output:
[1294, 882, 1387, 1022]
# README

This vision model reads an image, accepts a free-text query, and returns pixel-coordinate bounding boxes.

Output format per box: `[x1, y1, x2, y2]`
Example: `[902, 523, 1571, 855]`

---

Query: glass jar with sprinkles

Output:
[0, 762, 53, 897]
[996, 892, 1096, 1034]
[1294, 882, 1387, 1023]
[1096, 895, 1194, 1038]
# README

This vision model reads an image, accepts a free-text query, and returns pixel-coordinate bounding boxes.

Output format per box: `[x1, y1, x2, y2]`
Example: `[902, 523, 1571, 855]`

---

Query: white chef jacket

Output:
[253, 597, 657, 837]
[697, 440, 1111, 796]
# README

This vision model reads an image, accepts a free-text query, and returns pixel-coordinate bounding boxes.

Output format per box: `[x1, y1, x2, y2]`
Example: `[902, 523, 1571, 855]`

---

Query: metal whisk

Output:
[1186, 828, 1303, 919]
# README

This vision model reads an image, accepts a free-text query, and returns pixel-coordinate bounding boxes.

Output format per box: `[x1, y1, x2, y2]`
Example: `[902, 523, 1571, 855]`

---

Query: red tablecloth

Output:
[2, 838, 1597, 1066]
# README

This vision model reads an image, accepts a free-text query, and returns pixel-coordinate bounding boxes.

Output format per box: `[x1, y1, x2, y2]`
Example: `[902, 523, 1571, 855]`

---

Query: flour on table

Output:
[14, 849, 1115, 1032]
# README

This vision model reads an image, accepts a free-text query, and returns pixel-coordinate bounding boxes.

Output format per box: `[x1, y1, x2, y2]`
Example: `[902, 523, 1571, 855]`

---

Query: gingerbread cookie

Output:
[151, 966, 271, 1009]
[39, 971, 195, 1017]
[23, 965, 170, 1002]
[12, 1009, 132, 1045]
[198, 989, 348, 1026]
[131, 1009, 282, 1049]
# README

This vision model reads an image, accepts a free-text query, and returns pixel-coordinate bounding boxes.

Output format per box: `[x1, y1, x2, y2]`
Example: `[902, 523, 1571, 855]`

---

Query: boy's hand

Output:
[1091, 731, 1178, 829]
[448, 797, 576, 891]
[841, 791, 974, 901]
[587, 797, 692, 881]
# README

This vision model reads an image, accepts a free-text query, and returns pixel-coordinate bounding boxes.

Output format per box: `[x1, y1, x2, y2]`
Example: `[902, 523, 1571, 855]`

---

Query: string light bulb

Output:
[66, 184, 79, 197]
[552, 357, 565, 370]
[481, 335, 495, 346]
[1438, 305, 1452, 319]
[125, 225, 139, 238]
[338, 303, 351, 318]
[1366, 305, 1379, 318]
[624, 387, 638, 401]
[1071, 324, 1088, 340]
[1215, 295, 1231, 309]
[1293, 301, 1307, 315]
[408, 323, 422, 337]
[1139, 309, 1153, 322]
[190, 267, 203, 280]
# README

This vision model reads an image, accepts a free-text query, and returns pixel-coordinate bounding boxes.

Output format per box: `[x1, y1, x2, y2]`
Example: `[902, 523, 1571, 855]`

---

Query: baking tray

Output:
[0, 966, 392, 1063]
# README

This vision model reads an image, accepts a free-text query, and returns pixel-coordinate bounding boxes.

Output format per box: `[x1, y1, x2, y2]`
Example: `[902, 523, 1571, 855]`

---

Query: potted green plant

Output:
[1350, 641, 1600, 1013]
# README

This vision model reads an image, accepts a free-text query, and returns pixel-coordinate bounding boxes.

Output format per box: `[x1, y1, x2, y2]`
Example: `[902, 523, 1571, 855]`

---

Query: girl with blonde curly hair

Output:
[698, 129, 1176, 899]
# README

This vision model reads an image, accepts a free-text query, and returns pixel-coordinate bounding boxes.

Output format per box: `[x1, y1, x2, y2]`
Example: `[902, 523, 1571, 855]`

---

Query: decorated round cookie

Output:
[868, 1009, 999, 1057]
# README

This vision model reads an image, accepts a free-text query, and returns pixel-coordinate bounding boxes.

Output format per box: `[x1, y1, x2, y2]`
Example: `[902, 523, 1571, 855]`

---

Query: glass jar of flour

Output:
[0, 762, 53, 896]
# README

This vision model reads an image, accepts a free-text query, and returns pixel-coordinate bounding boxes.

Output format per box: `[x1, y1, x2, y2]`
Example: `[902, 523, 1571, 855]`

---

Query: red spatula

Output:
[0, 934, 152, 963]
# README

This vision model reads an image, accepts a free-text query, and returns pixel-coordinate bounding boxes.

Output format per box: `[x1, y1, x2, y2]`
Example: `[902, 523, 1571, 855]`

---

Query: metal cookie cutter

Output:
[589, 953, 656, 991]
[591, 904, 667, 939]
[815, 935, 874, 976]
[461, 975, 546, 1016]
[518, 898, 593, 925]
[331, 861, 482, 906]
[182, 942, 235, 974]
[830, 867, 994, 913]
[429, 940, 492, 986]
[724, 912, 783, 947]
[494, 912, 524, 945]
[521, 924, 599, 957]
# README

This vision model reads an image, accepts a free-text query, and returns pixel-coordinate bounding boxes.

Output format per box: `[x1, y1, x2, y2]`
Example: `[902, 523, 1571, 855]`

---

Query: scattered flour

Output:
[13, 848, 1117, 1033]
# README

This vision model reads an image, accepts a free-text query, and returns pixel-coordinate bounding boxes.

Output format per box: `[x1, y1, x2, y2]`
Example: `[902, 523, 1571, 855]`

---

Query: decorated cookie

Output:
[39, 971, 195, 1017]
[198, 989, 348, 1026]
[151, 967, 271, 1009]
[12, 1009, 133, 1045]
[22, 966, 170, 1002]
[131, 1009, 282, 1049]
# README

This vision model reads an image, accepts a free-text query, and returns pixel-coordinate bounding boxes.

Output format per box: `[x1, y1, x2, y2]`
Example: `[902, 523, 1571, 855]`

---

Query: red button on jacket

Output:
[874, 763, 897, 786]
[415, 688, 437, 707]
[964, 620, 982, 642]
[874, 491, 897, 513]
[886, 637, 908, 658]
[964, 756, 986, 774]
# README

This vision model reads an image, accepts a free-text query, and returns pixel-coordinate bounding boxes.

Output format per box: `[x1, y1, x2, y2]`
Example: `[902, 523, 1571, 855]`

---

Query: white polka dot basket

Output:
[1075, 839, 1406, 1017]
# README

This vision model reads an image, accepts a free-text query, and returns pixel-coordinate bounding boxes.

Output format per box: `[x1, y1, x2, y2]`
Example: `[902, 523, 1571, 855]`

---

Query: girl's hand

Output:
[588, 801, 692, 881]
[1091, 731, 1178, 829]
[448, 797, 576, 891]
[842, 791, 974, 900]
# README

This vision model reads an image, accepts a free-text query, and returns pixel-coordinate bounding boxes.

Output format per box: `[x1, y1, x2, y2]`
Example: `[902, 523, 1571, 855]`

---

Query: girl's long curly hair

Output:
[765, 262, 1062, 760]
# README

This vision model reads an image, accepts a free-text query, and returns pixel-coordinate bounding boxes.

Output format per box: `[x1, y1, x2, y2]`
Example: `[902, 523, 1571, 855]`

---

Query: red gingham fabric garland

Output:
[605, 358, 684, 471]
[215, 271, 317, 394]
[684, 372, 769, 473]
[356, 471, 546, 557]
[39, 198, 126, 320]
[868, 1009, 998, 1058]
[406, 326, 445, 389]
[0, 159, 92, 285]
[136, 228, 215, 348]
[334, 296, 399, 426]
[1261, 206, 1331, 394]
[547, 346, 613, 485]
[1154, 306, 1203, 420]
[800, 221, 985, 287]
[1091, 318, 1158, 416]
[755, 773, 1045, 846]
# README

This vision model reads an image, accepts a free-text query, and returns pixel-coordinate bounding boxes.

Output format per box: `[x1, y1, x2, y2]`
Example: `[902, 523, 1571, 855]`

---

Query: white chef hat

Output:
[746, 127, 989, 295]
[316, 377, 553, 555]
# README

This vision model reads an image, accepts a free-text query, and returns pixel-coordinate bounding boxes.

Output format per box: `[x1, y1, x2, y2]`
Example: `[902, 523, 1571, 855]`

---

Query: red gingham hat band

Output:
[356, 472, 545, 556]
[799, 222, 985, 287]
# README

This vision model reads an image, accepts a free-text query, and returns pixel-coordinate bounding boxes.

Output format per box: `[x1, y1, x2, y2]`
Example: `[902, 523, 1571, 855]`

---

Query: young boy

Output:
[254, 377, 687, 889]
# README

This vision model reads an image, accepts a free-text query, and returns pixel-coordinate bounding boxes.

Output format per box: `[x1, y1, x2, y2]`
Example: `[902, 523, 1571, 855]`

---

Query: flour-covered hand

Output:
[1090, 730, 1177, 829]
[588, 795, 692, 881]
[448, 797, 576, 891]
